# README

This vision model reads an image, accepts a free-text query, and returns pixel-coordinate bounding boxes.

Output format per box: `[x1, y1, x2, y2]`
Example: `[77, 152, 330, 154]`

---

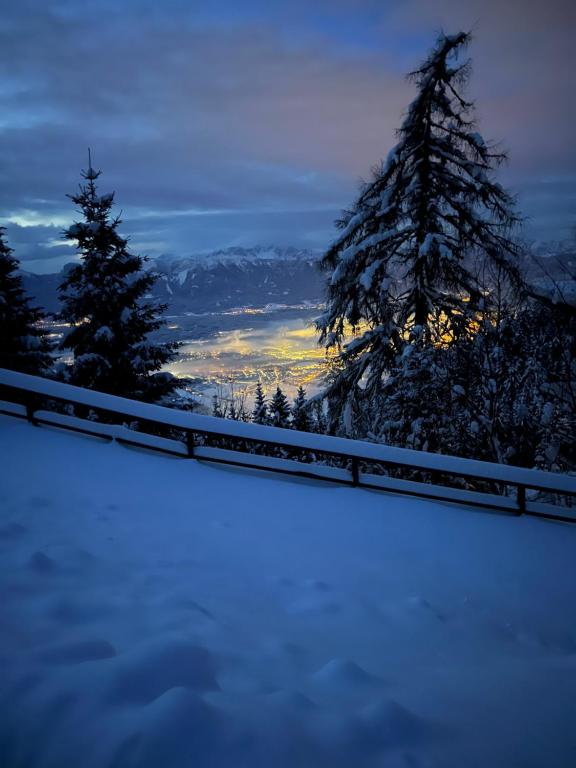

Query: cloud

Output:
[0, 0, 574, 272]
[1, 221, 74, 274]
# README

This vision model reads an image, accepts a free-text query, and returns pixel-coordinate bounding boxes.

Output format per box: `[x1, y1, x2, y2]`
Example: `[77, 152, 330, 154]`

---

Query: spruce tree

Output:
[318, 32, 522, 431]
[311, 400, 327, 434]
[212, 393, 224, 418]
[291, 385, 311, 431]
[59, 159, 177, 401]
[0, 228, 52, 375]
[269, 385, 291, 428]
[252, 381, 268, 424]
[228, 399, 239, 421]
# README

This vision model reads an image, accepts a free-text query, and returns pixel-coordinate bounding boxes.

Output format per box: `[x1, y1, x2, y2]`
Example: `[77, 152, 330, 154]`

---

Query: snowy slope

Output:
[1, 416, 576, 767]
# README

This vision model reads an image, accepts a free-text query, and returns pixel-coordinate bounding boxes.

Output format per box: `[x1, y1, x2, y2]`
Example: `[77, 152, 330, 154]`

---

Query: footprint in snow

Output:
[407, 595, 447, 622]
[358, 697, 429, 746]
[106, 640, 219, 704]
[177, 599, 215, 620]
[29, 551, 56, 573]
[0, 522, 27, 539]
[303, 578, 332, 592]
[311, 658, 385, 693]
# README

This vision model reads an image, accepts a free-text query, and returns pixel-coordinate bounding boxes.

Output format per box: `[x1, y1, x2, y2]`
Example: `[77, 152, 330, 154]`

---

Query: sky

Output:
[1, 0, 575, 273]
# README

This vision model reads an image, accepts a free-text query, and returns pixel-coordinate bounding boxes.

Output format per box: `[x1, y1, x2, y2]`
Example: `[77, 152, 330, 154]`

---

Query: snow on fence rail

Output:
[1, 368, 575, 523]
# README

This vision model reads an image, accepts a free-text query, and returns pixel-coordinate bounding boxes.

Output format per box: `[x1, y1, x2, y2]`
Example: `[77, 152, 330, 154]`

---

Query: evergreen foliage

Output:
[317, 32, 522, 433]
[212, 393, 224, 418]
[269, 385, 291, 428]
[0, 228, 52, 375]
[374, 293, 575, 472]
[252, 381, 268, 425]
[59, 160, 177, 401]
[311, 400, 328, 435]
[291, 385, 311, 431]
[462, 298, 575, 471]
[227, 398, 246, 421]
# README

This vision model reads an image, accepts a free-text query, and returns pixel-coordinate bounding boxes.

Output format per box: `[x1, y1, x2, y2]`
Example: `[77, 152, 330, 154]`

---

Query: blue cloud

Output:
[1, 0, 574, 273]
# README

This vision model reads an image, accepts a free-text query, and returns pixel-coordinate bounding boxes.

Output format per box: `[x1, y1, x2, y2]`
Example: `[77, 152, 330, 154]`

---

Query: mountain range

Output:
[20, 243, 575, 315]
[21, 246, 326, 314]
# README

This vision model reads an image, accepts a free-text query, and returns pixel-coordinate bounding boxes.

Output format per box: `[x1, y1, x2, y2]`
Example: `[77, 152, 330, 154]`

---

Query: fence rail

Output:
[1, 368, 575, 523]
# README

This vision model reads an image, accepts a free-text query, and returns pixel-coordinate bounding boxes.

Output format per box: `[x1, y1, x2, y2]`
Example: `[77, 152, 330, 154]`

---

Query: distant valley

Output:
[22, 247, 330, 407]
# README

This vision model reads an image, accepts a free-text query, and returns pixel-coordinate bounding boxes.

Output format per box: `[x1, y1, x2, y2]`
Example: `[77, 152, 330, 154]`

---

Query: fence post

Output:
[186, 431, 196, 458]
[351, 457, 360, 486]
[517, 485, 526, 515]
[26, 396, 37, 425]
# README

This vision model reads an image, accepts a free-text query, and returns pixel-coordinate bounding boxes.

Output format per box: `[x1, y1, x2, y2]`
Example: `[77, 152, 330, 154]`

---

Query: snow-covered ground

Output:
[1, 415, 575, 768]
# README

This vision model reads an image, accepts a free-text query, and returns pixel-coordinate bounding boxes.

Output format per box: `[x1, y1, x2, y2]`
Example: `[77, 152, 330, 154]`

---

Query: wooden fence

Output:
[1, 368, 575, 523]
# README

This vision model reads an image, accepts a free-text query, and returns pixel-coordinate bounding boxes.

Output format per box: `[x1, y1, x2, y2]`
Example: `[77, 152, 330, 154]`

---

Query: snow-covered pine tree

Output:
[466, 297, 576, 471]
[59, 159, 177, 401]
[269, 386, 291, 428]
[228, 399, 240, 421]
[291, 385, 311, 431]
[212, 393, 224, 418]
[0, 228, 52, 375]
[311, 400, 327, 434]
[317, 32, 522, 432]
[374, 330, 452, 451]
[252, 381, 268, 424]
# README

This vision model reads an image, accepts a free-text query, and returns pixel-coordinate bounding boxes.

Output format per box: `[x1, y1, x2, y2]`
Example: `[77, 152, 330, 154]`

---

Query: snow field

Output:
[1, 415, 576, 767]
